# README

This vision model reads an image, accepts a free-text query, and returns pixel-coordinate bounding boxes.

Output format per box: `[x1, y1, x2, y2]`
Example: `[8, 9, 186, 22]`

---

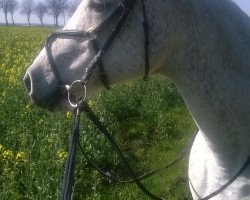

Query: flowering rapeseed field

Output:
[0, 27, 71, 200]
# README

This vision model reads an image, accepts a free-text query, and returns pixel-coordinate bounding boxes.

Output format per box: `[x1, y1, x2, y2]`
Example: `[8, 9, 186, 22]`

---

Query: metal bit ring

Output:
[66, 80, 87, 108]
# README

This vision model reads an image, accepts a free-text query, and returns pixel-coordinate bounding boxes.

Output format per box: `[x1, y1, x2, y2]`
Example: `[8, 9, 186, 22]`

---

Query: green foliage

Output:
[0, 26, 196, 200]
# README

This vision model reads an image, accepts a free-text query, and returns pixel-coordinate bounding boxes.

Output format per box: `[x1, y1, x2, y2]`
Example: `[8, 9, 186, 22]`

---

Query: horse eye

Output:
[89, 0, 105, 12]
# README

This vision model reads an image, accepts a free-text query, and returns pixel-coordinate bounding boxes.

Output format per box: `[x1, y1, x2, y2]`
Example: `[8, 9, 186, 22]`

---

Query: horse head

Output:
[23, 0, 183, 111]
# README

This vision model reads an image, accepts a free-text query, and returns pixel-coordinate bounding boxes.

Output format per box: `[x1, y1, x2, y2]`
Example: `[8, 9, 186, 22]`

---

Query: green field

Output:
[0, 26, 196, 200]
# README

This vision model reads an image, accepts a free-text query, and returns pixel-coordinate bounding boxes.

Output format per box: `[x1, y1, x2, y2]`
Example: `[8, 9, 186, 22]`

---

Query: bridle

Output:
[45, 0, 149, 103]
[44, 0, 250, 200]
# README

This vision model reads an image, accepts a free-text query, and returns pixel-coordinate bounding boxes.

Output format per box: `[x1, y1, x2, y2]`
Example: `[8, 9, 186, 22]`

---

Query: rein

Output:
[43, 0, 250, 199]
[62, 102, 250, 200]
[62, 101, 194, 200]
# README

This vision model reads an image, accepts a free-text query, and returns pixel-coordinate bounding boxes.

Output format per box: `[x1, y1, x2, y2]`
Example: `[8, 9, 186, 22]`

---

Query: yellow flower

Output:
[88, 99, 95, 107]
[66, 112, 72, 119]
[2, 150, 14, 159]
[57, 149, 68, 160]
[16, 152, 26, 161]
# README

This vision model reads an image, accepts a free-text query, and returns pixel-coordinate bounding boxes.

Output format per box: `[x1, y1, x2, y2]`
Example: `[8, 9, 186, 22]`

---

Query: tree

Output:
[68, 0, 81, 17]
[20, 0, 34, 26]
[0, 0, 10, 26]
[8, 0, 19, 26]
[46, 0, 67, 27]
[35, 2, 47, 26]
[61, 10, 66, 25]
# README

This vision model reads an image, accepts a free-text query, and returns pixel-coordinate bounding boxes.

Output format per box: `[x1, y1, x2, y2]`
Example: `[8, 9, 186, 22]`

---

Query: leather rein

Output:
[44, 0, 250, 199]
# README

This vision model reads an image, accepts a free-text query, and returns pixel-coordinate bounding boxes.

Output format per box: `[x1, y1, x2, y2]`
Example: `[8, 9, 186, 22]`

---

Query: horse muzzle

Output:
[23, 71, 71, 111]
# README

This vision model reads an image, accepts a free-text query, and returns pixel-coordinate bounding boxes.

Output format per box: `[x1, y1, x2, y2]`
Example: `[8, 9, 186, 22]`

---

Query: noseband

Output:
[45, 0, 149, 101]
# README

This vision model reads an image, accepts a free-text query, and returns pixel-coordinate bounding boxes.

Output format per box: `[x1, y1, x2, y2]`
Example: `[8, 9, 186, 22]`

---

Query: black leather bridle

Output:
[45, 0, 149, 98]
[43, 0, 250, 199]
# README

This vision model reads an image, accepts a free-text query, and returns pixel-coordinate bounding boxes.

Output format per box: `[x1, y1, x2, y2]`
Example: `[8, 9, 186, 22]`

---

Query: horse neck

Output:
[165, 0, 250, 172]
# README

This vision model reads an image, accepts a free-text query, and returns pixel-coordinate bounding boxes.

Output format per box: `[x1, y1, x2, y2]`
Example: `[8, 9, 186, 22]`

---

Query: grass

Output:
[0, 26, 196, 200]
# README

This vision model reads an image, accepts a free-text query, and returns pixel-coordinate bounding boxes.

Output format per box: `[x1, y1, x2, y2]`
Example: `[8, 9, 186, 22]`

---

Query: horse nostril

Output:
[23, 73, 32, 94]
